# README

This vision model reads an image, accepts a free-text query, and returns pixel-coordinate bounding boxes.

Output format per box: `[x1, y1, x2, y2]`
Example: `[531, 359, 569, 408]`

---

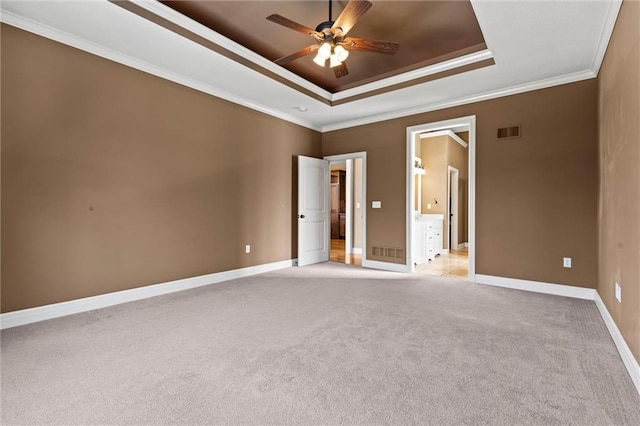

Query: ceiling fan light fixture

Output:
[318, 42, 332, 59]
[313, 53, 327, 67]
[334, 45, 349, 62]
[329, 53, 342, 68]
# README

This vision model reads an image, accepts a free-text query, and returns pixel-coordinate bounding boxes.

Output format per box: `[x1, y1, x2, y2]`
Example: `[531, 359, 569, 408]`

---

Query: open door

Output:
[298, 156, 330, 266]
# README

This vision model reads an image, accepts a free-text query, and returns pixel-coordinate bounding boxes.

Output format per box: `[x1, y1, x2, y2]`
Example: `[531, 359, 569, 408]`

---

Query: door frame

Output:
[406, 116, 476, 280]
[447, 166, 459, 251]
[324, 152, 367, 265]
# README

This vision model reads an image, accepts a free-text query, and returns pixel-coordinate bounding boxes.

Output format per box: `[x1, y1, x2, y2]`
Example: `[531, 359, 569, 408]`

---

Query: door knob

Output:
[298, 214, 305, 219]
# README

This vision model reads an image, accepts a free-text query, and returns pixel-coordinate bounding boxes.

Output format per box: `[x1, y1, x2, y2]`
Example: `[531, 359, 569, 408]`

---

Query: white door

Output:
[298, 156, 330, 266]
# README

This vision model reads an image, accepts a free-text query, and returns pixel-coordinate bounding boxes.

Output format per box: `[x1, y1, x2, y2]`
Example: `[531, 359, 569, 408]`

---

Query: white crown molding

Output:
[0, 259, 297, 330]
[475, 274, 596, 300]
[0, 10, 323, 132]
[322, 69, 596, 132]
[420, 129, 468, 148]
[594, 292, 640, 395]
[590, 0, 623, 75]
[0, 0, 616, 134]
[332, 49, 494, 101]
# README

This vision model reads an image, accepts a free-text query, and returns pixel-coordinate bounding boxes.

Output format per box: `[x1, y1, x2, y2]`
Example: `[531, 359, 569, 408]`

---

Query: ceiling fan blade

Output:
[331, 0, 372, 37]
[333, 62, 349, 78]
[274, 45, 320, 65]
[343, 37, 399, 55]
[266, 14, 323, 39]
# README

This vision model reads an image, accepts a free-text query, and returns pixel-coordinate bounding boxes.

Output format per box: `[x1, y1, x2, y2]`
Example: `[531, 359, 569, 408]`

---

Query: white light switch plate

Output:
[563, 257, 571, 268]
[372, 201, 381, 209]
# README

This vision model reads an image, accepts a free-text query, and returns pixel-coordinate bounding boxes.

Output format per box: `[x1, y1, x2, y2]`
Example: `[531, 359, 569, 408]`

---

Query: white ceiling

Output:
[1, 0, 621, 132]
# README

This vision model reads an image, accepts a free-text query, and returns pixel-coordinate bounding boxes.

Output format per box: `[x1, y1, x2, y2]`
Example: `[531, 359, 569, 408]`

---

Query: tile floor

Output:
[415, 247, 469, 279]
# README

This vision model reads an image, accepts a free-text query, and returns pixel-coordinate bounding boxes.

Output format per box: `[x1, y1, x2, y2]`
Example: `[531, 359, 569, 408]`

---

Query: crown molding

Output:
[322, 69, 596, 133]
[0, 9, 323, 132]
[590, 0, 623, 75]
[1, 0, 616, 134]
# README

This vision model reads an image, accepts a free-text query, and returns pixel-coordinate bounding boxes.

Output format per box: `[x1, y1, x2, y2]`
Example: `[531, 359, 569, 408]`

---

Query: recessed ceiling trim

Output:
[0, 9, 323, 132]
[322, 69, 596, 133]
[331, 58, 495, 106]
[332, 49, 494, 101]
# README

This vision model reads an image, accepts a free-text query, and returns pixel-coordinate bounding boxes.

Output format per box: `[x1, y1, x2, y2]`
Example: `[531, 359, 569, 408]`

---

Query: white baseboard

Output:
[475, 274, 596, 300]
[352, 247, 363, 255]
[362, 259, 411, 273]
[474, 274, 639, 393]
[0, 259, 297, 330]
[594, 292, 640, 395]
[456, 242, 469, 249]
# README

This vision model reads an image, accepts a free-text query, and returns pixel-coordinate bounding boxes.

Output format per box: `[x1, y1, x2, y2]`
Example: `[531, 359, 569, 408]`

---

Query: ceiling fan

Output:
[266, 0, 399, 78]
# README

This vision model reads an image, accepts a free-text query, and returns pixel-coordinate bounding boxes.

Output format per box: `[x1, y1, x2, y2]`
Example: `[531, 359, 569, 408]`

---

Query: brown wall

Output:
[323, 79, 599, 285]
[597, 0, 640, 363]
[0, 25, 322, 313]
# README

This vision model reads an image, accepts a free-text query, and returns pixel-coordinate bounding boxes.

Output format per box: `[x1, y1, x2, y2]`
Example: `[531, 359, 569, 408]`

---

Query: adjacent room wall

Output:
[420, 135, 448, 217]
[1, 24, 322, 313]
[323, 79, 598, 289]
[597, 0, 640, 364]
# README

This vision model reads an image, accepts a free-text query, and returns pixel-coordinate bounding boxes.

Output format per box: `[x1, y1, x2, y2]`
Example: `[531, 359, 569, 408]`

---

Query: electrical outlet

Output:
[615, 282, 621, 303]
[563, 257, 572, 268]
[245, 245, 251, 254]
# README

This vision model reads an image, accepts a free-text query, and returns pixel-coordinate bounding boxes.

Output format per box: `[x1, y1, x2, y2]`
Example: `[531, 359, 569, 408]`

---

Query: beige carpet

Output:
[1, 262, 639, 425]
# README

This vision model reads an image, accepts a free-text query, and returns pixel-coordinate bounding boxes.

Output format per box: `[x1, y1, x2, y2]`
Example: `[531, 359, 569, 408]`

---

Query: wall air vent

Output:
[497, 125, 521, 140]
[372, 247, 405, 259]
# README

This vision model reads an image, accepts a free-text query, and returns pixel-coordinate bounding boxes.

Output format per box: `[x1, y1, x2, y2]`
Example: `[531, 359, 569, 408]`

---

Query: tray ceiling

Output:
[159, 1, 489, 94]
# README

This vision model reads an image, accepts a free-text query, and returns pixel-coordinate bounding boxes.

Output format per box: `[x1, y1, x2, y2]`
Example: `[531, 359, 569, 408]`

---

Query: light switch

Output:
[372, 201, 382, 209]
[356, 202, 360, 209]
[427, 203, 432, 209]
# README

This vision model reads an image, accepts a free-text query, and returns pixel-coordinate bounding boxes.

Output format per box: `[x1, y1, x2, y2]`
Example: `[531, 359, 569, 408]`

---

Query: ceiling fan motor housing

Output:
[315, 20, 335, 36]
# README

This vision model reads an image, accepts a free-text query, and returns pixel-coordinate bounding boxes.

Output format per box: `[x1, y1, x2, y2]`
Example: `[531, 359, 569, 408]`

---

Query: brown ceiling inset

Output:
[161, 1, 488, 93]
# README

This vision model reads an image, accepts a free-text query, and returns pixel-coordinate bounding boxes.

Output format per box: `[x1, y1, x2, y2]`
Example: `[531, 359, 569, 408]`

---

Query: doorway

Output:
[406, 116, 475, 280]
[325, 153, 367, 266]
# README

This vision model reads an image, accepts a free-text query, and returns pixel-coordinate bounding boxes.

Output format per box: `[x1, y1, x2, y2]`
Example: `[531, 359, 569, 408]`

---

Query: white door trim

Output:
[406, 116, 476, 281]
[448, 166, 460, 250]
[324, 152, 367, 265]
[345, 159, 353, 254]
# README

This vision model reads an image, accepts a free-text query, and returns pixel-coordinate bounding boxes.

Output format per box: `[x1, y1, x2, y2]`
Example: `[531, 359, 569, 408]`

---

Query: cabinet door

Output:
[414, 222, 427, 264]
